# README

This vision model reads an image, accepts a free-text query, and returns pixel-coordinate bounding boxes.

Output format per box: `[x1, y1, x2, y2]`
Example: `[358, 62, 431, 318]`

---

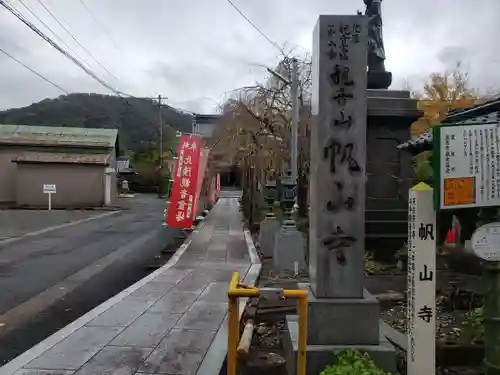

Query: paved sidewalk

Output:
[1, 194, 261, 375]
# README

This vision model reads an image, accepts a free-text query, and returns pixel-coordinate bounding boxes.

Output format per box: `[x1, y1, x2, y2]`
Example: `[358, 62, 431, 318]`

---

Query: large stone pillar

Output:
[308, 15, 367, 299]
[284, 15, 396, 375]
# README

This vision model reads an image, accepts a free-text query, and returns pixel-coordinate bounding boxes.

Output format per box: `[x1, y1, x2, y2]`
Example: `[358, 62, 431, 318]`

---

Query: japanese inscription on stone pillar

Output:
[309, 15, 367, 298]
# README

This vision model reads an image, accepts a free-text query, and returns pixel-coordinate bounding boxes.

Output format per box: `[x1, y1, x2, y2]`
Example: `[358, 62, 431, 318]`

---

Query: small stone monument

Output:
[273, 170, 306, 273]
[258, 178, 280, 258]
[284, 14, 396, 374]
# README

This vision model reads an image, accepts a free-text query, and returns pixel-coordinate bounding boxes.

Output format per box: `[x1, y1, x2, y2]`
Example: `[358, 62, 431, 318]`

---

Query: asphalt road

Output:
[0, 195, 182, 365]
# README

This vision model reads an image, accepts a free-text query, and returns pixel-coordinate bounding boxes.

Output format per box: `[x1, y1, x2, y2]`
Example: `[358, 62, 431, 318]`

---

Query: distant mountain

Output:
[0, 93, 194, 152]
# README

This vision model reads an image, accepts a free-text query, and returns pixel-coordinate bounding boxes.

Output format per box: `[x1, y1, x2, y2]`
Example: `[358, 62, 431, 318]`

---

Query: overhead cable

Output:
[0, 45, 70, 94]
[34, 0, 120, 82]
[0, 0, 119, 94]
[226, 0, 283, 53]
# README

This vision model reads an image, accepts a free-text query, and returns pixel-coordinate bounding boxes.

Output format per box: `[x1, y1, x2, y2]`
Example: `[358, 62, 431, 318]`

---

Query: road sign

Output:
[471, 222, 500, 261]
[43, 184, 56, 194]
[43, 184, 56, 210]
[433, 122, 500, 210]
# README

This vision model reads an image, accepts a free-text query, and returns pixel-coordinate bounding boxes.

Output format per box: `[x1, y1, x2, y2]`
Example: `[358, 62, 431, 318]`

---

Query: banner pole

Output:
[155, 131, 182, 262]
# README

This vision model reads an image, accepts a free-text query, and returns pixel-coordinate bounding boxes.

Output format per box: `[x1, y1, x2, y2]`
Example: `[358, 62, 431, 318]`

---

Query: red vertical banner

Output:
[192, 147, 210, 219]
[166, 135, 202, 228]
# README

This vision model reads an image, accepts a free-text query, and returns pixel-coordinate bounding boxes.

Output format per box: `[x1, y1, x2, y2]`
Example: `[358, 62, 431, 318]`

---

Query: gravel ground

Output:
[381, 296, 468, 343]
[247, 248, 484, 374]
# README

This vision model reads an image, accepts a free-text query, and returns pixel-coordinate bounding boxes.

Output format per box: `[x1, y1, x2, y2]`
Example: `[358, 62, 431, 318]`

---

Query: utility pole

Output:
[290, 58, 299, 186]
[158, 94, 163, 165]
[157, 94, 166, 198]
[265, 58, 299, 189]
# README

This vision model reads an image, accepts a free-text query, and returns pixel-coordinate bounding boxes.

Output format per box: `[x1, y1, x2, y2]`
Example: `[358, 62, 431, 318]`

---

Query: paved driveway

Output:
[0, 210, 106, 242]
[0, 194, 181, 364]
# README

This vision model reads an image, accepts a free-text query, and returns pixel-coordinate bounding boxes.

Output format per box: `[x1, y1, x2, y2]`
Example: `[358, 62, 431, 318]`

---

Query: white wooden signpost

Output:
[43, 184, 56, 211]
[433, 122, 500, 210]
[407, 182, 436, 375]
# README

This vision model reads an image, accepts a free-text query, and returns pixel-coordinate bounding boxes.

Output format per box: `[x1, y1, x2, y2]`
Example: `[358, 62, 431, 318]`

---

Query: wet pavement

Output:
[1, 193, 261, 375]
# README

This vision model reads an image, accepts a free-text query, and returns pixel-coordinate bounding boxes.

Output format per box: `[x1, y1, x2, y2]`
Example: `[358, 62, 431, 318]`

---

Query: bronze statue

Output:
[363, 0, 392, 88]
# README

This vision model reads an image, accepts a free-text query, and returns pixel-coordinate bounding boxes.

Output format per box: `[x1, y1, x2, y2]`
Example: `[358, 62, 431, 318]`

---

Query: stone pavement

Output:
[0, 193, 260, 375]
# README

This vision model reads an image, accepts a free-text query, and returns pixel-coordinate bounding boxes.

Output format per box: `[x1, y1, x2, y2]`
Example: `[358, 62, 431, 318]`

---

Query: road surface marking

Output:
[0, 228, 188, 337]
[0, 211, 121, 248]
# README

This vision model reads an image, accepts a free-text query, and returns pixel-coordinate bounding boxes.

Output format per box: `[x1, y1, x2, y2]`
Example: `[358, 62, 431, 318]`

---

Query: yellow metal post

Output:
[227, 272, 308, 375]
[227, 295, 238, 375]
[227, 273, 240, 375]
[297, 296, 308, 375]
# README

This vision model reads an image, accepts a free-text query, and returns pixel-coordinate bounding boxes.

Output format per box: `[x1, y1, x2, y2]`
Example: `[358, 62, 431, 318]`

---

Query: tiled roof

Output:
[13, 151, 110, 165]
[0, 125, 118, 148]
[398, 110, 500, 150]
[397, 131, 433, 149]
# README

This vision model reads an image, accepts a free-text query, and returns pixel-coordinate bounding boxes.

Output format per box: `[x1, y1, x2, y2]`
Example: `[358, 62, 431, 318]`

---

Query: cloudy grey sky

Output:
[0, 0, 499, 113]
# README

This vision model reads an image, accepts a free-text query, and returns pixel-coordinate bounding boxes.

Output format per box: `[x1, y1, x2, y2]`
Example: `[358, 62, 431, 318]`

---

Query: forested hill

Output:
[0, 93, 194, 152]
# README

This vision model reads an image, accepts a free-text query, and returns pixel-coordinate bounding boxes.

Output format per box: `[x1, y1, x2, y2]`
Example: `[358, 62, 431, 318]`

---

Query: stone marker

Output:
[273, 171, 306, 273]
[284, 14, 396, 375]
[258, 179, 280, 258]
[308, 15, 368, 299]
[259, 216, 280, 258]
[273, 225, 306, 272]
[407, 183, 436, 375]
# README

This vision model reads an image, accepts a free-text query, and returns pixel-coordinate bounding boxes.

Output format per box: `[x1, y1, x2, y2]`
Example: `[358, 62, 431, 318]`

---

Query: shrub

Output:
[320, 349, 390, 375]
[460, 307, 484, 343]
[364, 253, 384, 275]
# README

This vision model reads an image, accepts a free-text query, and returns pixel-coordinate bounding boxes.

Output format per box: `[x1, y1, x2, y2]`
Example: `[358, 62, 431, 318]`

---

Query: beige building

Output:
[0, 125, 118, 208]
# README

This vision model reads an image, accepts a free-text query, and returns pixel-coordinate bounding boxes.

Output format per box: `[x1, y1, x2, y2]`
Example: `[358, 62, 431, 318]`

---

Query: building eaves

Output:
[13, 151, 110, 165]
[0, 125, 118, 148]
[398, 99, 500, 150]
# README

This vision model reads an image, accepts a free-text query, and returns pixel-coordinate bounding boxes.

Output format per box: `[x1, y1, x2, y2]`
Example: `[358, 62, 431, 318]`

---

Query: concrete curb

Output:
[380, 320, 407, 350]
[0, 227, 168, 337]
[0, 236, 193, 375]
[0, 210, 121, 248]
[244, 229, 260, 264]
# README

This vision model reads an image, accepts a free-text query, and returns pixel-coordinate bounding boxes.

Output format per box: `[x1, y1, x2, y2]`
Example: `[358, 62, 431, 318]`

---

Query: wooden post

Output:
[407, 182, 436, 375]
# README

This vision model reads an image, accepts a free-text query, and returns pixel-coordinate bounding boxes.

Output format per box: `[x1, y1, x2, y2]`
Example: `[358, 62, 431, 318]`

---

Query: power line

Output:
[1, 1, 180, 135]
[0, 46, 70, 94]
[34, 0, 120, 82]
[0, 0, 119, 94]
[226, 0, 283, 53]
[76, 0, 122, 54]
[15, 0, 94, 72]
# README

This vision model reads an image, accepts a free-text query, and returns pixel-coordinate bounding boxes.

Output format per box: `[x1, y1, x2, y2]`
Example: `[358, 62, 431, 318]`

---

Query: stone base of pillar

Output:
[283, 283, 397, 374]
[258, 215, 280, 258]
[304, 285, 381, 345]
[273, 226, 306, 272]
[284, 316, 397, 375]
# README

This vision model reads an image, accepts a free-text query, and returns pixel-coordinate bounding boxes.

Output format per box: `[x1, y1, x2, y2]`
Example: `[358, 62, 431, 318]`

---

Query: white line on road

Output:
[0, 226, 160, 337]
[0, 237, 192, 375]
[0, 210, 121, 248]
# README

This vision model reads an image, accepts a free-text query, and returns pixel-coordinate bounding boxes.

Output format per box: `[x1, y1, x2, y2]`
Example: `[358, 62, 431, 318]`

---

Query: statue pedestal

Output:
[368, 71, 392, 89]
